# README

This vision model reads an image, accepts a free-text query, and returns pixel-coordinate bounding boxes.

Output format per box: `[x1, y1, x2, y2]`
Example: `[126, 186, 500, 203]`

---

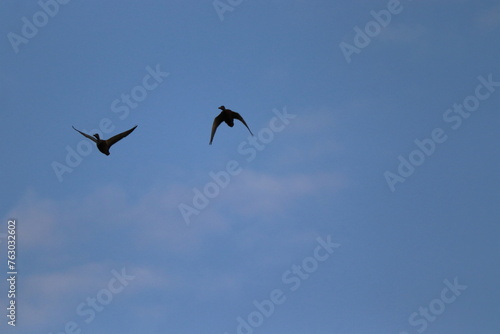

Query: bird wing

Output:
[72, 126, 98, 143]
[210, 114, 225, 145]
[232, 112, 254, 136]
[106, 125, 138, 148]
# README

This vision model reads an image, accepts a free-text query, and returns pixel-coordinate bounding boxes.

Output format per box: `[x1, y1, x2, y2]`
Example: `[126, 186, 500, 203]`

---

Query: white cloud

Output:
[5, 189, 65, 251]
[17, 262, 171, 331]
[224, 170, 345, 217]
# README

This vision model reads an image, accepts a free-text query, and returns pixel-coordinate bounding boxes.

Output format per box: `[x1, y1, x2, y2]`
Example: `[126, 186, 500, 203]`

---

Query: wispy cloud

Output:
[5, 189, 64, 251]
[224, 170, 344, 216]
[18, 263, 167, 332]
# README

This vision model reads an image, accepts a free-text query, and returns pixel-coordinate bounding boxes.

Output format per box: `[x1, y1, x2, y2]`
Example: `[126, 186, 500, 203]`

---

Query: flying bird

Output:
[210, 106, 254, 145]
[72, 125, 137, 156]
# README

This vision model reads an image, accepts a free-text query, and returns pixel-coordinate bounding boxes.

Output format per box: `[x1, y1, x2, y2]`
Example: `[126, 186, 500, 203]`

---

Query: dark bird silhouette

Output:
[72, 125, 137, 156]
[210, 106, 254, 145]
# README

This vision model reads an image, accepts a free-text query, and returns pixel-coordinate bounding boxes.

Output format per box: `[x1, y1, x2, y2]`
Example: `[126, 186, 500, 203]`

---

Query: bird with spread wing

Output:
[72, 125, 137, 156]
[210, 106, 253, 145]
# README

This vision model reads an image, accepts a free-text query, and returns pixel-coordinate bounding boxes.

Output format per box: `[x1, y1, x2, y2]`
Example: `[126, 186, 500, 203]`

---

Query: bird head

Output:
[93, 134, 100, 140]
[218, 105, 225, 110]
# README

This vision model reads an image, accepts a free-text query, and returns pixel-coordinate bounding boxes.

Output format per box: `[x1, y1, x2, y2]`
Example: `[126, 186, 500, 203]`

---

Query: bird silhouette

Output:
[72, 125, 137, 156]
[210, 106, 254, 145]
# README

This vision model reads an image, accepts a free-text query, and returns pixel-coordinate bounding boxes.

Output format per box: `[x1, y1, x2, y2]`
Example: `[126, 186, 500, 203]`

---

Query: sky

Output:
[0, 0, 499, 333]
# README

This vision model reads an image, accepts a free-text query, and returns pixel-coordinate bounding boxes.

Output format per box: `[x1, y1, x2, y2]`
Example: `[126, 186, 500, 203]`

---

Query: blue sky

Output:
[1, 0, 499, 333]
